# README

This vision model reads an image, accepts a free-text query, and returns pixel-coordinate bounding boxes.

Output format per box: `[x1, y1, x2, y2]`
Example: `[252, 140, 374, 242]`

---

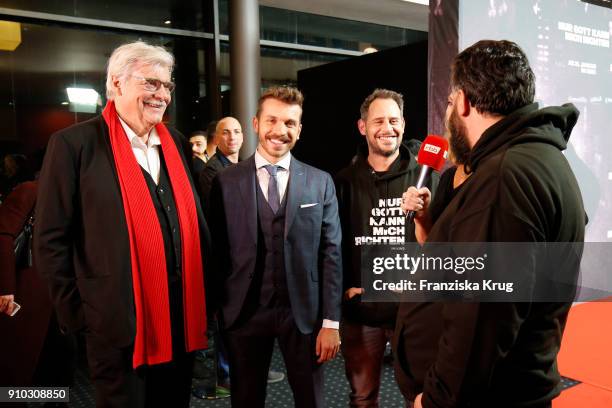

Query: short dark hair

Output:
[189, 130, 206, 139]
[451, 40, 535, 116]
[360, 89, 404, 120]
[256, 86, 304, 118]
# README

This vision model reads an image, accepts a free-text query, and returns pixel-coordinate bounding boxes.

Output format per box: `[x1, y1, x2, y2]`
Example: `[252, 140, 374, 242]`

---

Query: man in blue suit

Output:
[209, 86, 342, 407]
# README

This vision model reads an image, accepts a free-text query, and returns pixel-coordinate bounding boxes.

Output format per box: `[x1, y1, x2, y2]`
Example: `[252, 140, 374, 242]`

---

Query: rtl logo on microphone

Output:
[424, 144, 440, 154]
[423, 143, 450, 160]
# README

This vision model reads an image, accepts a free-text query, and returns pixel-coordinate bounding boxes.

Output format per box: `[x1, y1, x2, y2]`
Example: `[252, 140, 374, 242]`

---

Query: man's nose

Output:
[273, 122, 287, 134]
[153, 85, 171, 101]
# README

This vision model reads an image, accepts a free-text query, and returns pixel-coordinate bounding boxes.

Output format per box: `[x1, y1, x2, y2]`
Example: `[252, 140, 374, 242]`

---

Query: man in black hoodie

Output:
[395, 40, 585, 408]
[335, 89, 437, 407]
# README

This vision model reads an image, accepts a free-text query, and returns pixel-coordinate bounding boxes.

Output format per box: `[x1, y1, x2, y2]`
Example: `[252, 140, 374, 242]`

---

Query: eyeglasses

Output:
[131, 75, 176, 93]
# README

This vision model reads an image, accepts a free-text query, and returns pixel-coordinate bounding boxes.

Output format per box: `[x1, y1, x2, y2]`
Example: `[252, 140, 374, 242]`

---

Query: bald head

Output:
[216, 116, 243, 161]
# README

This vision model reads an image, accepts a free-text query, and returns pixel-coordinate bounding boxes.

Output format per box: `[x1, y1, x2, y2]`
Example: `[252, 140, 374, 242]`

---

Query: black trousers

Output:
[85, 278, 193, 408]
[223, 303, 324, 408]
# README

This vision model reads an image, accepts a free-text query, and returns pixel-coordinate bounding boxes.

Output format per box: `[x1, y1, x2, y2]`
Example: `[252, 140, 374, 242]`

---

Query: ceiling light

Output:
[400, 0, 429, 5]
[66, 88, 101, 113]
[0, 21, 21, 51]
[164, 20, 171, 25]
[66, 88, 100, 105]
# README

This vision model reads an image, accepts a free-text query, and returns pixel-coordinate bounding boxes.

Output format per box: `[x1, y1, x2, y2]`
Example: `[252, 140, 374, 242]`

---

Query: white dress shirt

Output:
[118, 117, 161, 185]
[254, 148, 339, 330]
[254, 149, 291, 202]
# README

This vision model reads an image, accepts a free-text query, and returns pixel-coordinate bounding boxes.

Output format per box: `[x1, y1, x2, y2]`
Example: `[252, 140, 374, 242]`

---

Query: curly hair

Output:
[451, 40, 535, 116]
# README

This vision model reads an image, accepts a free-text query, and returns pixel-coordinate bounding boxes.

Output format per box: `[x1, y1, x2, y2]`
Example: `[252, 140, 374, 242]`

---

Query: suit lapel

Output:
[284, 158, 306, 238]
[238, 156, 258, 244]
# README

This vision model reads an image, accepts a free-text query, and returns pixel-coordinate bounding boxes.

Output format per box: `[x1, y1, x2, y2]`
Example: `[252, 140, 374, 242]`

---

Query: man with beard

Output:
[394, 40, 585, 408]
[335, 89, 436, 407]
[208, 86, 342, 408]
[401, 106, 473, 246]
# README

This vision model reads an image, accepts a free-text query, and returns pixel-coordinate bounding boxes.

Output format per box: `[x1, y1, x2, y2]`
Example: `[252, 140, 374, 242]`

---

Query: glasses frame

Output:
[131, 75, 176, 93]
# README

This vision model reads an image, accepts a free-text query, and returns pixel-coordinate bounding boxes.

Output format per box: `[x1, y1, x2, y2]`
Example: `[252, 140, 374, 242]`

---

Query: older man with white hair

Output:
[35, 41, 211, 407]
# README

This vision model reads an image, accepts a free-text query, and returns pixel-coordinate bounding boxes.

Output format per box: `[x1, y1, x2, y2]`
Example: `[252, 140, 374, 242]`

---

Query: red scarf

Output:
[103, 101, 207, 368]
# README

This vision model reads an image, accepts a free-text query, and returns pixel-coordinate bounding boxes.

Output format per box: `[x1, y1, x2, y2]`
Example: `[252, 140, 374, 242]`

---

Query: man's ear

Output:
[296, 123, 302, 140]
[357, 118, 366, 136]
[112, 75, 123, 97]
[456, 89, 470, 117]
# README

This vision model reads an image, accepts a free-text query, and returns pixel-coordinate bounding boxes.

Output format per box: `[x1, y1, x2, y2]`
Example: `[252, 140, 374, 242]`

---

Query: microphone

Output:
[407, 134, 449, 223]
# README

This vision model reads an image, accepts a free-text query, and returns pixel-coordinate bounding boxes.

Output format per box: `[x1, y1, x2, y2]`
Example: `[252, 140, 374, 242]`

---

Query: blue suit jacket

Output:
[209, 154, 342, 334]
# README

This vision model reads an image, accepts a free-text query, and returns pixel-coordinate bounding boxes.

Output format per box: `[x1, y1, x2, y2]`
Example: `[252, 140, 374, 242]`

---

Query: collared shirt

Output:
[254, 149, 291, 202]
[216, 151, 232, 168]
[253, 148, 339, 330]
[118, 117, 161, 184]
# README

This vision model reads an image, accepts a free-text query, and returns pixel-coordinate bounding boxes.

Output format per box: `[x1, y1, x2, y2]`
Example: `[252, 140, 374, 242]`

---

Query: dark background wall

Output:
[294, 40, 428, 176]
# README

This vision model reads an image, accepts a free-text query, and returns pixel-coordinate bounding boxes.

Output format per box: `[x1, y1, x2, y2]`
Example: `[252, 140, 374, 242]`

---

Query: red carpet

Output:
[558, 300, 612, 391]
[553, 383, 612, 407]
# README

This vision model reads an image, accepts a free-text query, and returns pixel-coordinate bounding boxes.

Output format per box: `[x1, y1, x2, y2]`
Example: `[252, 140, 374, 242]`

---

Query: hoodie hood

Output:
[469, 103, 579, 172]
[352, 140, 420, 181]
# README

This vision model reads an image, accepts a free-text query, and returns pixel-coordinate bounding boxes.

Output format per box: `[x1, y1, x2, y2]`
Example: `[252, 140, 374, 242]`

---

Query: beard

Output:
[446, 107, 471, 165]
[368, 134, 400, 158]
[370, 143, 399, 158]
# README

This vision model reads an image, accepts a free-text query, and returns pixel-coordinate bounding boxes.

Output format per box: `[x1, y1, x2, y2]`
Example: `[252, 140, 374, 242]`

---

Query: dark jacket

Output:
[34, 115, 213, 347]
[192, 156, 206, 179]
[395, 103, 586, 407]
[0, 181, 55, 385]
[209, 155, 342, 333]
[198, 152, 231, 217]
[335, 142, 438, 328]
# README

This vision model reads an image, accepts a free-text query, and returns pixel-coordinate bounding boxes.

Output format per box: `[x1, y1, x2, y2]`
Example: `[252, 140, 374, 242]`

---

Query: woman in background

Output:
[0, 162, 75, 393]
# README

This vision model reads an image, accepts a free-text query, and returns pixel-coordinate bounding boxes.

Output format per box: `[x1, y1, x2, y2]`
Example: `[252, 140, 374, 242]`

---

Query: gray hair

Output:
[105, 41, 174, 99]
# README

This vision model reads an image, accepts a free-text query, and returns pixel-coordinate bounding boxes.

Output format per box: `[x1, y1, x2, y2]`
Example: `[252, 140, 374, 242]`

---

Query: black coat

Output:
[198, 152, 230, 218]
[34, 115, 213, 347]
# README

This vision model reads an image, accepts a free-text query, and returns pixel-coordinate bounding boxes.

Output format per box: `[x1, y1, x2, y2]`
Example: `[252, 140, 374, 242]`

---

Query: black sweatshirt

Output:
[335, 141, 438, 328]
[395, 103, 586, 408]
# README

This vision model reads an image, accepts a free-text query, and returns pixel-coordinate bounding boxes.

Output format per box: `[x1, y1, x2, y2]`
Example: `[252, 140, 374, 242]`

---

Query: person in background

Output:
[204, 120, 218, 162]
[0, 154, 30, 203]
[189, 130, 208, 177]
[193, 116, 243, 400]
[34, 41, 212, 407]
[1, 174, 75, 399]
[198, 116, 243, 210]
